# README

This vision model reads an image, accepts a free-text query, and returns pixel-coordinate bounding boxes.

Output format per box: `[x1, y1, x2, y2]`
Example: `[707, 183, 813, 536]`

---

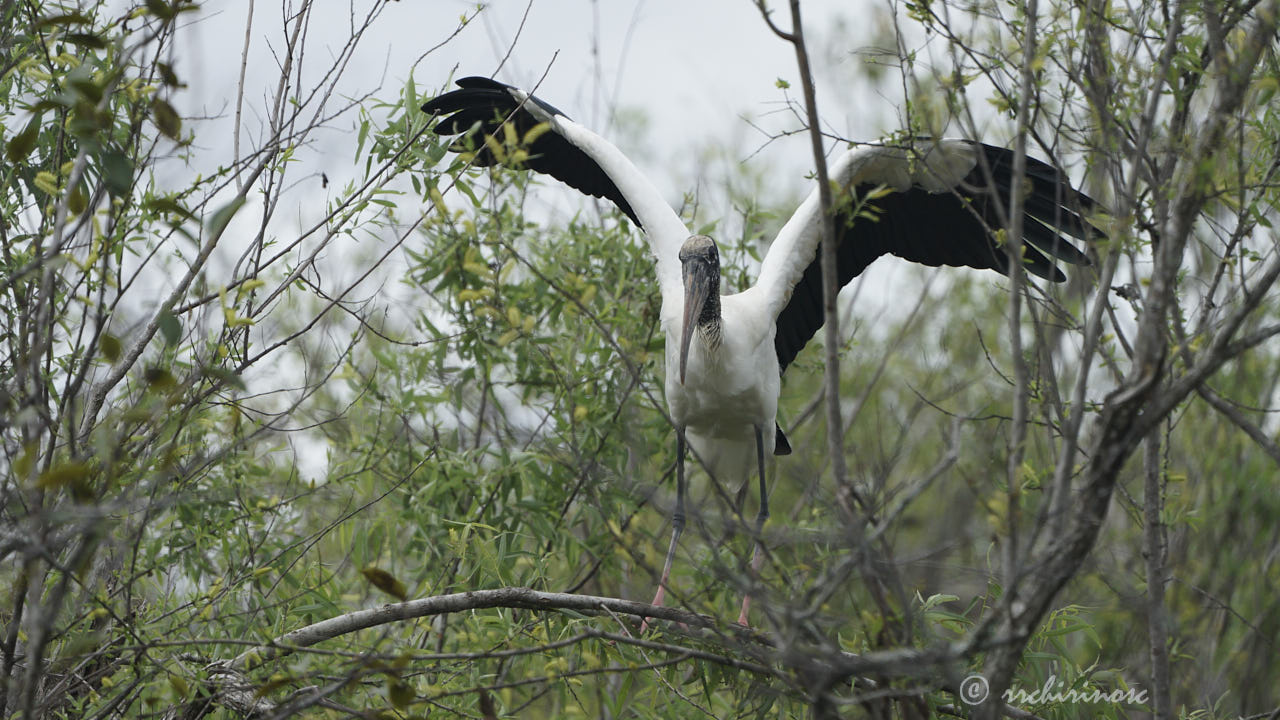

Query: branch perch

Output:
[230, 587, 712, 670]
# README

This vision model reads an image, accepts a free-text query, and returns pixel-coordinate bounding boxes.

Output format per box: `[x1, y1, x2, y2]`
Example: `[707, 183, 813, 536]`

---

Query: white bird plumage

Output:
[422, 76, 1099, 628]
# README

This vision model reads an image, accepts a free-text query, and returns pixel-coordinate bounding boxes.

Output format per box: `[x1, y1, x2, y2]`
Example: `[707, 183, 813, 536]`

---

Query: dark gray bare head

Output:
[678, 235, 722, 384]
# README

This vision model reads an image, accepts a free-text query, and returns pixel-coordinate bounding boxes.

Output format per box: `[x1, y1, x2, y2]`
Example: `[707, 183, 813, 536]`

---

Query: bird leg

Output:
[642, 427, 686, 633]
[737, 425, 770, 626]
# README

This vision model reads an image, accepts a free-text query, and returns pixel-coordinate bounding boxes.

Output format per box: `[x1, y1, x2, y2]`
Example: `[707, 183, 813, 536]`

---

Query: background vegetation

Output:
[1, 0, 1277, 718]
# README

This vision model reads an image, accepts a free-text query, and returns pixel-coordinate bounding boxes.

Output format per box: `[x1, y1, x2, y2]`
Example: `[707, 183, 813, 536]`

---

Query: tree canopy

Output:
[2, 1, 1278, 718]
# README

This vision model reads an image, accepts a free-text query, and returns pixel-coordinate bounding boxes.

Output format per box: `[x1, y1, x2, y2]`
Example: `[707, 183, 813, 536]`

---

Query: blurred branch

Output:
[1195, 385, 1280, 465]
[1143, 430, 1173, 720]
[994, 0, 1039, 703]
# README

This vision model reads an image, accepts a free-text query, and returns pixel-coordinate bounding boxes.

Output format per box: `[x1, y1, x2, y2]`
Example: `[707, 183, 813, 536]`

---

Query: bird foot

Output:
[640, 587, 692, 633]
[639, 585, 666, 634]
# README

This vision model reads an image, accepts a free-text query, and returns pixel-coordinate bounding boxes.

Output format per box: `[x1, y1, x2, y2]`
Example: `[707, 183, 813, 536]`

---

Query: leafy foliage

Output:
[2, 0, 1278, 718]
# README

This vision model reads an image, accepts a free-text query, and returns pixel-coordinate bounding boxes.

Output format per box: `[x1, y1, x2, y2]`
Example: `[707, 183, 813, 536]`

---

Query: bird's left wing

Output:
[422, 77, 689, 299]
[755, 140, 1100, 373]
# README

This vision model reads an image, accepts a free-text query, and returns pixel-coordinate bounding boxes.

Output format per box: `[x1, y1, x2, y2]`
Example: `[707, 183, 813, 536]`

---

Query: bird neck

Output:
[697, 288, 722, 349]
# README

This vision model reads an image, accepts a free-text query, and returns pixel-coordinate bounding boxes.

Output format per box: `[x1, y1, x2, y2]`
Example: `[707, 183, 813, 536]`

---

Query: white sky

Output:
[173, 0, 906, 208]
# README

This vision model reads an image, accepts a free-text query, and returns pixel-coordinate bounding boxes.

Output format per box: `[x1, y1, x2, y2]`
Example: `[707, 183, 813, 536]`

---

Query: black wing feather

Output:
[775, 142, 1101, 374]
[422, 77, 641, 226]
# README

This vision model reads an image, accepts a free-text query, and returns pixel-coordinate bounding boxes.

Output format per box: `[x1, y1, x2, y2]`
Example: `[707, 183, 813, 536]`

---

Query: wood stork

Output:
[421, 76, 1098, 628]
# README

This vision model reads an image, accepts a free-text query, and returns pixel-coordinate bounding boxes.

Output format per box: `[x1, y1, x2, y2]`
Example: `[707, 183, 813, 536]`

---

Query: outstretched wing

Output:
[758, 140, 1100, 373]
[422, 77, 690, 301]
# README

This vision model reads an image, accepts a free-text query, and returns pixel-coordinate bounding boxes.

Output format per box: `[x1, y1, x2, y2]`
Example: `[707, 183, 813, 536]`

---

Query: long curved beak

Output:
[679, 260, 714, 384]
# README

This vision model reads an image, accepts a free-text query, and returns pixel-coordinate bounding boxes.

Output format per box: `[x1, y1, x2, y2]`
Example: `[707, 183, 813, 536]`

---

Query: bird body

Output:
[422, 76, 1099, 627]
[663, 142, 989, 481]
[667, 292, 777, 445]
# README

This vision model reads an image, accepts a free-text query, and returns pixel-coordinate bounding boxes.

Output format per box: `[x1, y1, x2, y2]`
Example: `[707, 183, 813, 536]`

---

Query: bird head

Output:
[678, 235, 720, 384]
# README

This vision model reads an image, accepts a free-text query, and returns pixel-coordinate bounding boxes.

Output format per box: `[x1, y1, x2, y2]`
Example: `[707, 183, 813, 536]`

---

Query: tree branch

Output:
[229, 588, 713, 670]
[1143, 431, 1173, 719]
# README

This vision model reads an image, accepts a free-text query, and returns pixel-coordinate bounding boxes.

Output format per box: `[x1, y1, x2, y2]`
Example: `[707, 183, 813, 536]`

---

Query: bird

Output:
[420, 76, 1098, 628]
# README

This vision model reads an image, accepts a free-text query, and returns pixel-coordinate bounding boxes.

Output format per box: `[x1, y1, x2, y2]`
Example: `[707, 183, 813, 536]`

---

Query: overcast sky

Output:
[171, 0, 910, 207]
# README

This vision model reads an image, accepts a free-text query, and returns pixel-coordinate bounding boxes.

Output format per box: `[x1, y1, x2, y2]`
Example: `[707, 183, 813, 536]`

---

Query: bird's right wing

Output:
[422, 77, 690, 301]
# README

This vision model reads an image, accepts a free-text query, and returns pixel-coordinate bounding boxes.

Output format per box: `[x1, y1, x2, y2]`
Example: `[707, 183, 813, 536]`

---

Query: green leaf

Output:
[68, 185, 88, 214]
[144, 196, 195, 221]
[157, 62, 181, 88]
[360, 566, 408, 601]
[207, 197, 246, 239]
[67, 67, 105, 103]
[387, 676, 413, 709]
[145, 0, 176, 20]
[101, 150, 133, 196]
[455, 178, 480, 207]
[156, 311, 181, 345]
[6, 116, 40, 162]
[99, 334, 121, 362]
[167, 673, 189, 697]
[922, 593, 960, 611]
[144, 366, 177, 389]
[151, 98, 182, 140]
[65, 32, 108, 49]
[37, 462, 91, 490]
[356, 117, 370, 159]
[37, 12, 95, 27]
[13, 444, 37, 479]
[202, 365, 246, 391]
